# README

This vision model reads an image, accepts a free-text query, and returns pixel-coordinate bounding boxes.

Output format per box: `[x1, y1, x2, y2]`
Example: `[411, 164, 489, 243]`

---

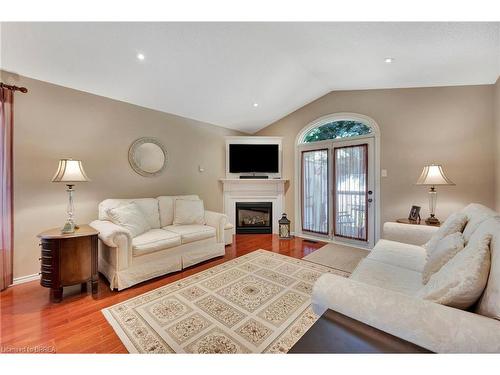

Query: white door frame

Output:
[294, 113, 381, 249]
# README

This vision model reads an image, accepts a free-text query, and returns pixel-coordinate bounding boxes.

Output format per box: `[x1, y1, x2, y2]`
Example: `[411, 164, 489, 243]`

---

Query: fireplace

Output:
[221, 178, 286, 235]
[235, 202, 272, 234]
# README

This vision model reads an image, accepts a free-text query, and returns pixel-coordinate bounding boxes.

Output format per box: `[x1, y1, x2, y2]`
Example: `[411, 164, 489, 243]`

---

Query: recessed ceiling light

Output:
[137, 53, 145, 61]
[253, 103, 259, 107]
[384, 57, 394, 64]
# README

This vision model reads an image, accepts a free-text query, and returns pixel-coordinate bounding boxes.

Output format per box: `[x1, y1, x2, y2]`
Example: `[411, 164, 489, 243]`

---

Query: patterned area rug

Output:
[102, 250, 349, 353]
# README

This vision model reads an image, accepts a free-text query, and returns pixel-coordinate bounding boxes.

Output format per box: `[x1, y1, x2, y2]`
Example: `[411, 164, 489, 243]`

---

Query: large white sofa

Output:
[90, 195, 227, 290]
[312, 203, 500, 353]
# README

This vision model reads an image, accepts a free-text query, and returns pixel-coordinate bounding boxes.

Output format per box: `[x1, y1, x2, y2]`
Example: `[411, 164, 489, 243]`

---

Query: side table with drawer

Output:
[37, 225, 99, 303]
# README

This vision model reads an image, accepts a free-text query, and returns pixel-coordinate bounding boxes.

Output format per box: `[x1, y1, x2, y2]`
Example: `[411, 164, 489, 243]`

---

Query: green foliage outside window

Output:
[303, 121, 371, 142]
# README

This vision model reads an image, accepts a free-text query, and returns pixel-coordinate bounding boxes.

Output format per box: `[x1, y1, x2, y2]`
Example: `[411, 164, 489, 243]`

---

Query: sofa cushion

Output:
[422, 232, 465, 284]
[132, 229, 181, 257]
[157, 195, 200, 227]
[99, 198, 161, 229]
[351, 258, 423, 296]
[174, 199, 206, 225]
[367, 239, 427, 272]
[461, 203, 498, 243]
[474, 217, 500, 319]
[107, 202, 151, 238]
[424, 212, 468, 253]
[417, 233, 491, 309]
[163, 224, 216, 244]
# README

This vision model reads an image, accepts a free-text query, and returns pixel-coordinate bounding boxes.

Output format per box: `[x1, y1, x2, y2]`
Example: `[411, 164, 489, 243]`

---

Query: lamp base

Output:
[425, 216, 441, 226]
[61, 220, 76, 234]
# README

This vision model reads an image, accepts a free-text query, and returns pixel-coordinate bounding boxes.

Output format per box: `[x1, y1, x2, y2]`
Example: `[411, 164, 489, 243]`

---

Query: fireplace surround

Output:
[220, 178, 287, 236]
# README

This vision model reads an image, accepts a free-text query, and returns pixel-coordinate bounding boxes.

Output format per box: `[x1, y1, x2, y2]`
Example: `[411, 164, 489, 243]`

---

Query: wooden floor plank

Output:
[0, 234, 325, 353]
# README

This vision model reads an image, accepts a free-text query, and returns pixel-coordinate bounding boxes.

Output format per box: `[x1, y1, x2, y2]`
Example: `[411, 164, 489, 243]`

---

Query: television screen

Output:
[229, 144, 279, 173]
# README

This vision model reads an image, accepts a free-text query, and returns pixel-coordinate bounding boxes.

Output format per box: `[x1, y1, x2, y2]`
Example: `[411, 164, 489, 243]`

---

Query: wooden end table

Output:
[37, 224, 99, 303]
[288, 309, 431, 353]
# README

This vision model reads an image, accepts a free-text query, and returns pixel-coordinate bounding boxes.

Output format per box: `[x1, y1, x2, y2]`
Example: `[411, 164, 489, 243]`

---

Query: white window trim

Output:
[294, 112, 381, 248]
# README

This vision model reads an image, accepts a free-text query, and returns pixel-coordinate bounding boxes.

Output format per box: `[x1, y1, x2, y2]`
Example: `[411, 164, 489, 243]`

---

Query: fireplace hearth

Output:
[235, 202, 272, 234]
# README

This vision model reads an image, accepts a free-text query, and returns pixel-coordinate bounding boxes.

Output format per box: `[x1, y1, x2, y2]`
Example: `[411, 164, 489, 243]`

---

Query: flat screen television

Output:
[229, 144, 279, 173]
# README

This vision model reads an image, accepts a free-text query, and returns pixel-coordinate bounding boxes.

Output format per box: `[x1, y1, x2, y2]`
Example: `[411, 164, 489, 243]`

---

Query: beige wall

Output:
[2, 71, 243, 279]
[256, 85, 496, 232]
[4, 69, 498, 279]
[495, 77, 500, 211]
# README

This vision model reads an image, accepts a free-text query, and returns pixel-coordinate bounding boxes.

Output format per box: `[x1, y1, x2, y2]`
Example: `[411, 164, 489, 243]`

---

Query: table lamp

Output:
[52, 159, 90, 233]
[415, 164, 455, 225]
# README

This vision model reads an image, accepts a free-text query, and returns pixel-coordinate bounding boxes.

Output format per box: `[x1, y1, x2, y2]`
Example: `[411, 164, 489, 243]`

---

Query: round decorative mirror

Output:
[128, 137, 167, 177]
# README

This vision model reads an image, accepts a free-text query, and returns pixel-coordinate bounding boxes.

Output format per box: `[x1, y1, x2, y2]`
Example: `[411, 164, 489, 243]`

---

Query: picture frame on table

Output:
[408, 205, 421, 222]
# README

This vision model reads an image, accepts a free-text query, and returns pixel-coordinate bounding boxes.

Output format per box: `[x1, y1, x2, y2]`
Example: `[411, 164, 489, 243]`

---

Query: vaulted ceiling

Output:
[1, 22, 499, 133]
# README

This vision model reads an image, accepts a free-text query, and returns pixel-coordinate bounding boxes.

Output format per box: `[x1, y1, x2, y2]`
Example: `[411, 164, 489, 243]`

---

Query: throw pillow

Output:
[173, 199, 206, 225]
[462, 212, 494, 244]
[424, 212, 468, 255]
[422, 232, 465, 284]
[417, 234, 491, 309]
[107, 202, 151, 238]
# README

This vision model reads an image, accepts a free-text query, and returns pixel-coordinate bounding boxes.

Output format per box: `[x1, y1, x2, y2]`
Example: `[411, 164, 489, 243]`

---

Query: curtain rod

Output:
[0, 82, 28, 93]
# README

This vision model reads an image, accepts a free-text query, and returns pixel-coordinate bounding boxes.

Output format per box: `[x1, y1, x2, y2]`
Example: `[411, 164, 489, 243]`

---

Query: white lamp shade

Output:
[415, 165, 454, 186]
[51, 159, 90, 183]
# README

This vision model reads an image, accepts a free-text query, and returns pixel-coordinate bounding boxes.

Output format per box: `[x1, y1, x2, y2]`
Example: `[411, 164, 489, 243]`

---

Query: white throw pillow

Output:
[107, 202, 151, 238]
[462, 213, 493, 244]
[417, 234, 491, 309]
[173, 199, 206, 225]
[424, 212, 468, 255]
[422, 232, 465, 284]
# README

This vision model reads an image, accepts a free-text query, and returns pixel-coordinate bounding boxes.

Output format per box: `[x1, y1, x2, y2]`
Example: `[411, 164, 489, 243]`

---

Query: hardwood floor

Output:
[0, 234, 325, 353]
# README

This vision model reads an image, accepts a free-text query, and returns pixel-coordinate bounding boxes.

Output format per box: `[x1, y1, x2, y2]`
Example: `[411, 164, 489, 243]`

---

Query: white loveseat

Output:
[90, 195, 226, 290]
[312, 203, 500, 353]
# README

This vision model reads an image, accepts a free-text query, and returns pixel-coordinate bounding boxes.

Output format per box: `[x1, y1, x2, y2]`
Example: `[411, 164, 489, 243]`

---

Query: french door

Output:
[300, 137, 375, 247]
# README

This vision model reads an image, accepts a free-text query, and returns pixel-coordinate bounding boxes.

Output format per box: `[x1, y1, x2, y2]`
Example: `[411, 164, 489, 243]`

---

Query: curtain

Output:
[334, 144, 367, 241]
[0, 87, 14, 290]
[301, 149, 328, 234]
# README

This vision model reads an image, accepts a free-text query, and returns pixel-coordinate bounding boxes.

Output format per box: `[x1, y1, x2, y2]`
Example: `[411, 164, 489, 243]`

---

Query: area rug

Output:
[102, 249, 349, 353]
[303, 243, 369, 273]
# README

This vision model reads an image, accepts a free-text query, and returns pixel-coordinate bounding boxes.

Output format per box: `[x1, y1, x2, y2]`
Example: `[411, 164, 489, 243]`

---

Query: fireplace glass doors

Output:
[235, 202, 272, 234]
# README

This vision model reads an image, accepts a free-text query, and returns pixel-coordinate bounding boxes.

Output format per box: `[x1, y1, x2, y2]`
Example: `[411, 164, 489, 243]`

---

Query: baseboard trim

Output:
[12, 273, 40, 286]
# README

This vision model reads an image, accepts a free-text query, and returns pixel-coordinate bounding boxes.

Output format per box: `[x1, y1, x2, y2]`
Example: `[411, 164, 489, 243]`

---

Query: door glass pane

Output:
[301, 149, 328, 234]
[334, 144, 368, 241]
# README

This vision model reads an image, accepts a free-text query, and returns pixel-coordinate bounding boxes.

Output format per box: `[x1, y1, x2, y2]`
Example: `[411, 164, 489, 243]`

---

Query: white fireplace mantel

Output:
[220, 179, 288, 234]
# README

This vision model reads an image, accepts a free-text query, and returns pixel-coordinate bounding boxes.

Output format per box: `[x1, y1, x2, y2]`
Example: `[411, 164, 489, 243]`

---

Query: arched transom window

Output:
[302, 120, 372, 143]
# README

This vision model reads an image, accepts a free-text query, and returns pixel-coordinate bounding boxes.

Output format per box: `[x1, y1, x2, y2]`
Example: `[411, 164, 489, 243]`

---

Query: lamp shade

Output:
[51, 159, 90, 183]
[415, 164, 454, 186]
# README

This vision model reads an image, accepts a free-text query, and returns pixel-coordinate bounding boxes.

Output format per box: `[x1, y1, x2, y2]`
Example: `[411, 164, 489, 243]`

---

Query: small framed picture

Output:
[408, 205, 421, 222]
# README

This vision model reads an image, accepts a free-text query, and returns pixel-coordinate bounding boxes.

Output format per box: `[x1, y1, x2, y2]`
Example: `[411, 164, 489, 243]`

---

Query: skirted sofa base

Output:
[98, 237, 224, 290]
